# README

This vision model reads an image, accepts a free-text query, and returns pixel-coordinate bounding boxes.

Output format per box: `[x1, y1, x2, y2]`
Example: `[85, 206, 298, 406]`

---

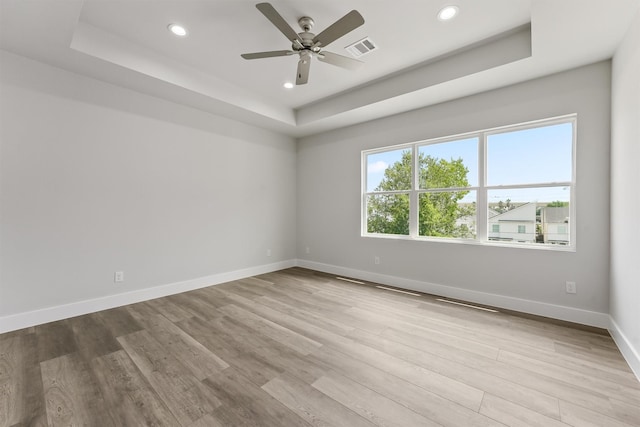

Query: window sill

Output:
[361, 233, 576, 252]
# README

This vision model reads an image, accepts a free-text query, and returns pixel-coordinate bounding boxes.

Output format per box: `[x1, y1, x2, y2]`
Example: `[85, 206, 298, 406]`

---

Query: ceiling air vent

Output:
[345, 37, 377, 58]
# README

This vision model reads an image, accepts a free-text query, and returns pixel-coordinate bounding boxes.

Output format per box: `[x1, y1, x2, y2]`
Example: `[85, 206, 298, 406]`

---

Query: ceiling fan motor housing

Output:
[295, 17, 320, 51]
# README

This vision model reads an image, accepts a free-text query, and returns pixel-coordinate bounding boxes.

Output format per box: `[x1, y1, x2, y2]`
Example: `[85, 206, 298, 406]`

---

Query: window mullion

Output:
[409, 144, 418, 237]
[477, 132, 488, 242]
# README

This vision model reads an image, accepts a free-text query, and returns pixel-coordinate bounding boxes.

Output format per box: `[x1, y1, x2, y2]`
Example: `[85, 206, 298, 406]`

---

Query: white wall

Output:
[610, 9, 640, 378]
[297, 61, 612, 327]
[0, 51, 297, 328]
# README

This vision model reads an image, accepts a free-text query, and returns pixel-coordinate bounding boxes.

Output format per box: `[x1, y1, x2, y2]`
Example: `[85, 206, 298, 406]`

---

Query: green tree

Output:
[367, 150, 473, 237]
[495, 199, 514, 214]
[547, 200, 569, 207]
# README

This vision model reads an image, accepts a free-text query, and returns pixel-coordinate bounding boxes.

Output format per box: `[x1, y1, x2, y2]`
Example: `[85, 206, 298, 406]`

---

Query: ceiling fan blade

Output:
[317, 51, 363, 70]
[241, 50, 294, 60]
[312, 10, 364, 48]
[256, 3, 303, 44]
[296, 54, 311, 85]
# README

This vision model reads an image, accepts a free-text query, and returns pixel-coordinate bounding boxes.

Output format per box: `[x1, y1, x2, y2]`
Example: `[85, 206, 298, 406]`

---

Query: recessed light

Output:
[168, 24, 187, 37]
[437, 6, 459, 21]
[283, 82, 294, 89]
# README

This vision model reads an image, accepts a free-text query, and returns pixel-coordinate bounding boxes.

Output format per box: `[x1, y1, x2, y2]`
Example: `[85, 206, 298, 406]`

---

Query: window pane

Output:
[418, 191, 476, 238]
[487, 122, 572, 186]
[488, 187, 570, 245]
[367, 193, 410, 235]
[419, 137, 478, 188]
[366, 148, 412, 192]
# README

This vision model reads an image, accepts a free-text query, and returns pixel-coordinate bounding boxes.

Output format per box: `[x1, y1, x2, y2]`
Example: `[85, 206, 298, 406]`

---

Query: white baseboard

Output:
[296, 259, 610, 329]
[0, 259, 296, 334]
[609, 317, 640, 382]
[1, 258, 613, 335]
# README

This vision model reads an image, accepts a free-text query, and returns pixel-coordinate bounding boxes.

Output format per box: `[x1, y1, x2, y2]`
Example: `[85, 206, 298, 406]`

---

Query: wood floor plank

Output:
[91, 306, 144, 338]
[117, 330, 221, 425]
[205, 315, 330, 385]
[559, 399, 638, 427]
[217, 289, 352, 345]
[0, 334, 47, 426]
[311, 370, 442, 427]
[322, 328, 485, 411]
[256, 295, 356, 336]
[497, 340, 640, 389]
[347, 327, 562, 419]
[40, 352, 116, 427]
[608, 398, 640, 426]
[17, 333, 47, 426]
[176, 316, 284, 387]
[142, 297, 193, 323]
[412, 301, 561, 351]
[166, 292, 223, 321]
[241, 278, 353, 314]
[224, 279, 271, 300]
[68, 314, 122, 362]
[497, 349, 640, 405]
[203, 367, 311, 427]
[179, 288, 232, 310]
[0, 337, 20, 426]
[461, 349, 640, 424]
[261, 373, 376, 427]
[315, 286, 422, 313]
[91, 350, 180, 426]
[218, 304, 322, 355]
[373, 300, 559, 357]
[348, 306, 501, 359]
[309, 346, 502, 427]
[133, 313, 229, 380]
[479, 394, 567, 427]
[554, 341, 633, 371]
[35, 320, 77, 363]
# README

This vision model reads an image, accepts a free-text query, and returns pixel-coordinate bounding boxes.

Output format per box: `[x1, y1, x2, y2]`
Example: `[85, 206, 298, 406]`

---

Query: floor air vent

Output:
[376, 286, 421, 296]
[436, 298, 499, 313]
[335, 276, 365, 284]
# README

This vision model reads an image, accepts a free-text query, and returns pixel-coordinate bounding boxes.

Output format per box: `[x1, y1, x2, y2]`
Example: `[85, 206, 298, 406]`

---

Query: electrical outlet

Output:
[266, 249, 272, 257]
[305, 246, 310, 254]
[114, 271, 124, 283]
[566, 281, 576, 294]
[374, 256, 380, 265]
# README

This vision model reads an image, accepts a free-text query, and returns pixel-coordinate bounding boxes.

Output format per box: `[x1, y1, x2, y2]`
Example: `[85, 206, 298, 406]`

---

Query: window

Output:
[363, 115, 576, 249]
[365, 148, 411, 235]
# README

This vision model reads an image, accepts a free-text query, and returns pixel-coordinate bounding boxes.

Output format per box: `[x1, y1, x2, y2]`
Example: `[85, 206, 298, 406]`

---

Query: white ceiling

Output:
[1, 0, 639, 137]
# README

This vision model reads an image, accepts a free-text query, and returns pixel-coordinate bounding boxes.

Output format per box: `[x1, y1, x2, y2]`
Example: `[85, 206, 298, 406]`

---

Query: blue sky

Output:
[366, 122, 573, 203]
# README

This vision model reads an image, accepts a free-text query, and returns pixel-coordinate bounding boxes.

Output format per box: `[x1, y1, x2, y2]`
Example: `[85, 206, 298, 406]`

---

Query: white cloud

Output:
[368, 160, 388, 173]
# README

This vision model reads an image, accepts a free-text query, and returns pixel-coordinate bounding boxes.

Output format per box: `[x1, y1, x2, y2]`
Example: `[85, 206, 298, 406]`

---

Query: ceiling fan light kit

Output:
[241, 2, 365, 85]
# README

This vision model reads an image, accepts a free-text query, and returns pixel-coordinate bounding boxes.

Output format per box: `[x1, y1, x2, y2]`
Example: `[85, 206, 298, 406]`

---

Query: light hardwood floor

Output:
[1, 268, 639, 426]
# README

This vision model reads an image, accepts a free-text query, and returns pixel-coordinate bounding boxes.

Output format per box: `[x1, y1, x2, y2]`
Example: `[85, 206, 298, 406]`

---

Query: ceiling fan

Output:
[240, 2, 365, 85]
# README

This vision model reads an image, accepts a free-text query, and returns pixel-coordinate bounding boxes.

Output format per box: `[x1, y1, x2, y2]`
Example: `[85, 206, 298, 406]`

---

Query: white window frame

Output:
[362, 114, 577, 251]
